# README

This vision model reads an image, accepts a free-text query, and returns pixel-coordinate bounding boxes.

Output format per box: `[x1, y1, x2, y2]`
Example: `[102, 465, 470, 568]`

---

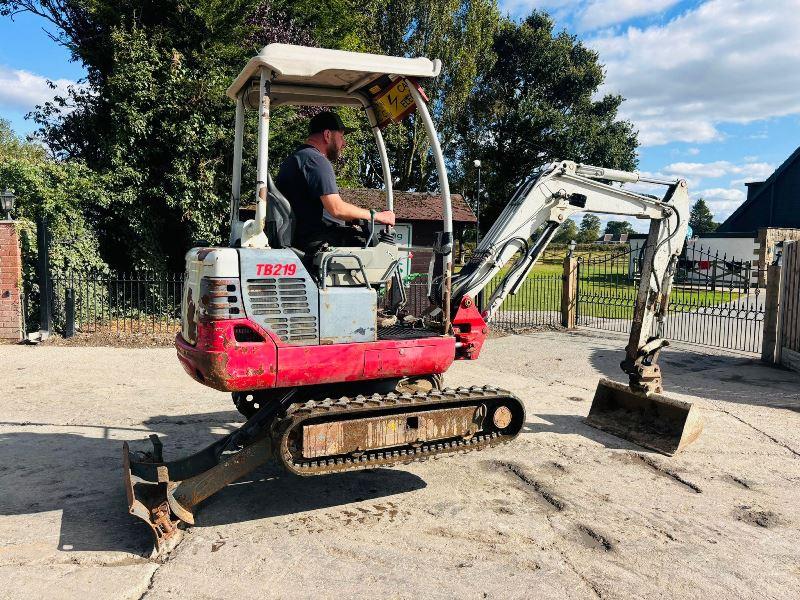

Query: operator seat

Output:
[266, 174, 295, 249]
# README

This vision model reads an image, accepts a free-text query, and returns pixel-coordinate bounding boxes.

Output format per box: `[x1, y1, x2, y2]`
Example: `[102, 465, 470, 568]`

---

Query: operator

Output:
[275, 110, 395, 253]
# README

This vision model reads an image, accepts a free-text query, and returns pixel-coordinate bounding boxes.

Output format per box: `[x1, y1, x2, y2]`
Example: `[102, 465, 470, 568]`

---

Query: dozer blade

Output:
[123, 432, 273, 556]
[585, 379, 703, 456]
[123, 440, 183, 556]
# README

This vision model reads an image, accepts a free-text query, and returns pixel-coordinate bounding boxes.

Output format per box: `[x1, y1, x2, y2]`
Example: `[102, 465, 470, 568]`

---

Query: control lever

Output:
[363, 211, 377, 249]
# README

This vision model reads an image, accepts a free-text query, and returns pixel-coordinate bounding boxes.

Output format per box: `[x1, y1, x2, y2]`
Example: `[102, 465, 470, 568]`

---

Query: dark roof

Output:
[717, 146, 800, 232]
[340, 188, 477, 224]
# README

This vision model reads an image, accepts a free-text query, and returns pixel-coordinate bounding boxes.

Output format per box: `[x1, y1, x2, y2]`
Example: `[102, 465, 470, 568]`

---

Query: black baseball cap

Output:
[309, 111, 355, 135]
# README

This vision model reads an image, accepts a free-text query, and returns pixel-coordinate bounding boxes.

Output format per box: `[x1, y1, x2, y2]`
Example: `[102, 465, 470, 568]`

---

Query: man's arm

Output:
[320, 194, 395, 226]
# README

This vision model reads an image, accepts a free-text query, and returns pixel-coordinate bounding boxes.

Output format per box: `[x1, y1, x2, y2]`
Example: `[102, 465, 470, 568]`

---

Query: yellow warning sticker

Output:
[372, 78, 425, 128]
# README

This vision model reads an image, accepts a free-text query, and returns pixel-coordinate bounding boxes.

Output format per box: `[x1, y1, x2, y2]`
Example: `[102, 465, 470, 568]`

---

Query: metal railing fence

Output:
[47, 271, 184, 335]
[576, 244, 765, 353]
[36, 244, 767, 354]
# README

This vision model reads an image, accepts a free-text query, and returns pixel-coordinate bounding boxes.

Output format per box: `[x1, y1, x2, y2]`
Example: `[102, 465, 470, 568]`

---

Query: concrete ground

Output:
[1, 330, 799, 600]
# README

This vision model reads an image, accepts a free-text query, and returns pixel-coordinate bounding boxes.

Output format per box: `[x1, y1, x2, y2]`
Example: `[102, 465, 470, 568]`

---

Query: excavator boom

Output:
[446, 160, 702, 454]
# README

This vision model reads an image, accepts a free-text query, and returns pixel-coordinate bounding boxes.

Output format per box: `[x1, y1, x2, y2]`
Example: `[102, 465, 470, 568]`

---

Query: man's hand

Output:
[321, 193, 396, 226]
[374, 210, 395, 226]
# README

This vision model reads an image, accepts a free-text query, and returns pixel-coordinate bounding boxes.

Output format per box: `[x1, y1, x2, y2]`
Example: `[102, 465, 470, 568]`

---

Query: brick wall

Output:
[0, 221, 23, 341]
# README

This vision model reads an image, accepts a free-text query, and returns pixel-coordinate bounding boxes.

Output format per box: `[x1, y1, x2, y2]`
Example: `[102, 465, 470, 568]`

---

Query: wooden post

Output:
[761, 263, 782, 363]
[561, 255, 578, 329]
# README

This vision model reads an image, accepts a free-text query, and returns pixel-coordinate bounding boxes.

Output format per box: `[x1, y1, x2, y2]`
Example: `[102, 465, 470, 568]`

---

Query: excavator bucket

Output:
[586, 379, 703, 456]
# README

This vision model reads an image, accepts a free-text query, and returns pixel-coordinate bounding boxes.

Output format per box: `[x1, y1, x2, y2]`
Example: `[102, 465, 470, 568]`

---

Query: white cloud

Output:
[687, 147, 700, 156]
[692, 187, 746, 221]
[579, 0, 679, 30]
[0, 65, 77, 112]
[621, 160, 773, 225]
[663, 160, 775, 187]
[694, 188, 744, 202]
[589, 0, 800, 146]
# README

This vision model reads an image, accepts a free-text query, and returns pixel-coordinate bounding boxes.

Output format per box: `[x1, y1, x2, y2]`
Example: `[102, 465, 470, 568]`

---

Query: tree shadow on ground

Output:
[588, 346, 800, 409]
[0, 410, 425, 557]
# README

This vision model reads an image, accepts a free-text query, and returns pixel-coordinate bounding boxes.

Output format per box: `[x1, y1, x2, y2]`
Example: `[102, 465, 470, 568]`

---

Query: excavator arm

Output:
[444, 161, 701, 457]
[449, 160, 689, 394]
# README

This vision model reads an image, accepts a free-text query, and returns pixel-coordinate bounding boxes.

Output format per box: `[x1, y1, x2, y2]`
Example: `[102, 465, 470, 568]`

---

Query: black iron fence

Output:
[384, 273, 564, 331]
[575, 244, 765, 353]
[32, 243, 766, 354]
[485, 271, 563, 330]
[40, 271, 184, 335]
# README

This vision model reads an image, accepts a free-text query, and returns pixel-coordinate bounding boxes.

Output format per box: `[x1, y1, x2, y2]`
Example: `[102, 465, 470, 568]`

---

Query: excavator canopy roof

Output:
[226, 43, 441, 101]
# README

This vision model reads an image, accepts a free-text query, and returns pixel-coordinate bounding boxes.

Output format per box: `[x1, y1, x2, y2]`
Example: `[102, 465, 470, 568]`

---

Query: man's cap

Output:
[309, 111, 355, 135]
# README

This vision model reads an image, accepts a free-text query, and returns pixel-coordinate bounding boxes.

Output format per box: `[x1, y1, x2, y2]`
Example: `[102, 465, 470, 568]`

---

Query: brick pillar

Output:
[0, 220, 23, 341]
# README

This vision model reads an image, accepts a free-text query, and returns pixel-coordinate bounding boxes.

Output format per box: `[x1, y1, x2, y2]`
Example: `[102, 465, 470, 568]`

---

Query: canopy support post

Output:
[405, 79, 453, 331]
[229, 94, 245, 246]
[242, 68, 271, 248]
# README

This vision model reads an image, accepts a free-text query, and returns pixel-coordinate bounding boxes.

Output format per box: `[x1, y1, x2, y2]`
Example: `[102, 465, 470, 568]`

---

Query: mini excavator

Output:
[124, 44, 703, 555]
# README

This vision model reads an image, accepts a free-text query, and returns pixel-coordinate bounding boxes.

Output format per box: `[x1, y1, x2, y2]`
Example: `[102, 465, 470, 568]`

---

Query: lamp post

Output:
[473, 159, 481, 244]
[1, 189, 14, 220]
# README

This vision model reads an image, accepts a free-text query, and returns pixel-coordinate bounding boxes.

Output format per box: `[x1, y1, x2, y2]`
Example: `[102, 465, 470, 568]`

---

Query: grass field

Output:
[481, 250, 744, 320]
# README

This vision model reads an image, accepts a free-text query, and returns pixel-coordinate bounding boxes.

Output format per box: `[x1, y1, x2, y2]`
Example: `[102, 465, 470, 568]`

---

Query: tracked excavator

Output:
[124, 44, 703, 555]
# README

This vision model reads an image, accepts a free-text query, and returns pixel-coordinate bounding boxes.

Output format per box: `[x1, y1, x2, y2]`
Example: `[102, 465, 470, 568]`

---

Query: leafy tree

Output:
[689, 197, 718, 235]
[603, 220, 635, 239]
[459, 12, 638, 228]
[552, 218, 578, 244]
[0, 119, 109, 327]
[0, 2, 638, 273]
[0, 1, 341, 270]
[0, 2, 262, 270]
[577, 213, 601, 243]
[4, 0, 491, 268]
[0, 120, 46, 161]
[366, 0, 500, 191]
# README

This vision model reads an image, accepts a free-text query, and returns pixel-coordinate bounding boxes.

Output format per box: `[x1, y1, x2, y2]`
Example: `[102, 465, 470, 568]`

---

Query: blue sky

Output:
[1, 1, 799, 231]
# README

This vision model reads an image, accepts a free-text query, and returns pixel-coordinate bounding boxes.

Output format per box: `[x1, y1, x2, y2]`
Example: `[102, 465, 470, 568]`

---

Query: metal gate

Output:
[576, 244, 765, 353]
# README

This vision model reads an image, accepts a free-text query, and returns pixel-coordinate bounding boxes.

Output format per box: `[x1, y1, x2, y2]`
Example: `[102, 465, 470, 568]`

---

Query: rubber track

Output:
[274, 385, 525, 476]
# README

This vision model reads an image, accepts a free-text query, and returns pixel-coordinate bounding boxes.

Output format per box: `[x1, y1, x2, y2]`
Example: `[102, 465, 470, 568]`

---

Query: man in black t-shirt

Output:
[275, 111, 395, 252]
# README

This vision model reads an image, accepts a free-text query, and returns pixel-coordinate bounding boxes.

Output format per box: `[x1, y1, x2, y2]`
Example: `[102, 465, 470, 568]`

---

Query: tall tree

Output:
[458, 12, 638, 227]
[0, 119, 108, 318]
[578, 214, 601, 243]
[689, 198, 717, 235]
[0, 1, 357, 270]
[552, 218, 578, 244]
[367, 0, 500, 190]
[603, 220, 635, 238]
